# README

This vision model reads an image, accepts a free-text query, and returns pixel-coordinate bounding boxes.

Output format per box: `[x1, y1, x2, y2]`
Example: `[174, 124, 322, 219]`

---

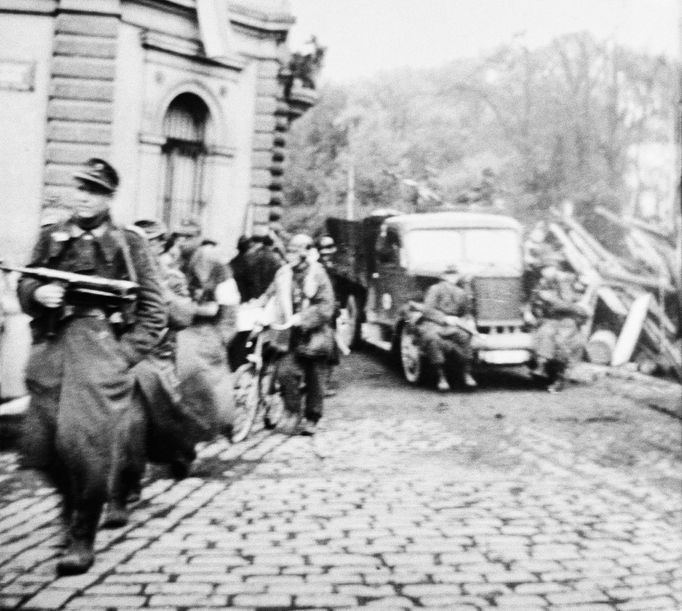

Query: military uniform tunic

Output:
[419, 279, 474, 368]
[17, 217, 166, 548]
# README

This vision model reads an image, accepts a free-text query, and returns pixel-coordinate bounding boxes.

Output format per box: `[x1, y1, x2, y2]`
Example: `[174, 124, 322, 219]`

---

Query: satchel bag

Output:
[296, 324, 334, 359]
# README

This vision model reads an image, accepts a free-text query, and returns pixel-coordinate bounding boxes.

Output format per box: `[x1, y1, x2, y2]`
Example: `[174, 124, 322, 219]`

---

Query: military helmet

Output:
[288, 233, 314, 252]
[316, 235, 337, 256]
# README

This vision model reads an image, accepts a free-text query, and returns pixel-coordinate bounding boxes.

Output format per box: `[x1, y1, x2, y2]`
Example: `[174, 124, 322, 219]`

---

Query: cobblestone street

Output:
[1, 352, 681, 610]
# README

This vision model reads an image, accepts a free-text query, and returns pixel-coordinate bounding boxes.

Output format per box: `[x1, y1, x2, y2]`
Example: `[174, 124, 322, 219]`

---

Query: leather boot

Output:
[56, 538, 94, 576]
[101, 500, 128, 529]
[462, 369, 478, 390]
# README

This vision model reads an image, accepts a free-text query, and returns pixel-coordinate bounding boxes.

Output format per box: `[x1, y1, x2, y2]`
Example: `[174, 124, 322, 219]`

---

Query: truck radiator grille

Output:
[473, 277, 523, 323]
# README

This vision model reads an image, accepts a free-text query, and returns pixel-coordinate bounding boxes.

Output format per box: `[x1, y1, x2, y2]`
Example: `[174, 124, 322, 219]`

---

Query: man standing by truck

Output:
[270, 233, 335, 435]
[418, 264, 477, 392]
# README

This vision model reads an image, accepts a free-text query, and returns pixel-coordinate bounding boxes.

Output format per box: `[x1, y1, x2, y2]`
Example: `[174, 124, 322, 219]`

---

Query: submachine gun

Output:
[0, 263, 139, 337]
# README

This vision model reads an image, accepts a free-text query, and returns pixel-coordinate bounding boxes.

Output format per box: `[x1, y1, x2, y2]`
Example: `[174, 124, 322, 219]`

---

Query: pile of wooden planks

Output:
[543, 213, 681, 380]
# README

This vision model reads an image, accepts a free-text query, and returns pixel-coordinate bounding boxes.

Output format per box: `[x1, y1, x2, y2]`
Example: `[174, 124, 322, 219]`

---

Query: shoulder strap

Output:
[111, 226, 138, 283]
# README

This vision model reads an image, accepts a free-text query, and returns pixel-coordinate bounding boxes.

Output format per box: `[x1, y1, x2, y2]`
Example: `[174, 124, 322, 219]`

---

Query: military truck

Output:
[326, 210, 534, 384]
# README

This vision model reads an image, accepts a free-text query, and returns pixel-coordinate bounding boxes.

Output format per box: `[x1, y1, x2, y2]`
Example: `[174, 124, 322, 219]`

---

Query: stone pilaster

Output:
[43, 0, 120, 206]
[249, 58, 281, 228]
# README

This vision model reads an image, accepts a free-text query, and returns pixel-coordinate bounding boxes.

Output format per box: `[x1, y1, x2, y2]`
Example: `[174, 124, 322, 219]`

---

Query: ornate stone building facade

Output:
[0, 0, 317, 261]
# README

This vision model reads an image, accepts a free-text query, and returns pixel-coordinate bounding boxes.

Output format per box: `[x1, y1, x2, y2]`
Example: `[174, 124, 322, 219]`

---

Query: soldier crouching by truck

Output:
[418, 264, 478, 392]
[530, 264, 589, 392]
[16, 158, 166, 575]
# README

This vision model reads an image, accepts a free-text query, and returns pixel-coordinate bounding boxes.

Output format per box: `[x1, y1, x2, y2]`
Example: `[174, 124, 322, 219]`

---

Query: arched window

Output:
[161, 93, 210, 227]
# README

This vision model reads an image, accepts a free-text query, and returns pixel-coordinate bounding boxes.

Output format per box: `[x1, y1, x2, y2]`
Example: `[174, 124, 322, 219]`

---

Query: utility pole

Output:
[346, 153, 355, 220]
[334, 106, 363, 221]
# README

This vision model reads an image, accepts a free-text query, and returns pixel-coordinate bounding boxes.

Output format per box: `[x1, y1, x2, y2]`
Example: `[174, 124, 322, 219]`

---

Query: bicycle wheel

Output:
[260, 363, 285, 430]
[231, 363, 259, 442]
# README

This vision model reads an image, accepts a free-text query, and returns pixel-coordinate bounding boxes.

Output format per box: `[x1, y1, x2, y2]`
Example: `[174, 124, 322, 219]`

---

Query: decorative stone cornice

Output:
[206, 144, 236, 158]
[141, 30, 246, 71]
[58, 0, 121, 15]
[285, 82, 319, 120]
[0, 0, 56, 13]
[228, 1, 294, 33]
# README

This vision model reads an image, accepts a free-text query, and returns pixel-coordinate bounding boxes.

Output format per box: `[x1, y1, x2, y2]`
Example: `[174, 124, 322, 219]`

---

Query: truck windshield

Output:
[404, 228, 522, 275]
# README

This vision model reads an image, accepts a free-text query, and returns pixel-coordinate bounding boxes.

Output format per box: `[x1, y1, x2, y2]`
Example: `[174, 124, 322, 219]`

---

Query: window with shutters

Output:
[161, 93, 209, 228]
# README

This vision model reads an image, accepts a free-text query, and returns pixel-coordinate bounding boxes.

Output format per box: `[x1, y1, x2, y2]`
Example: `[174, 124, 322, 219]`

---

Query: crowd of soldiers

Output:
[15, 158, 338, 576]
[12, 157, 588, 577]
[413, 225, 590, 394]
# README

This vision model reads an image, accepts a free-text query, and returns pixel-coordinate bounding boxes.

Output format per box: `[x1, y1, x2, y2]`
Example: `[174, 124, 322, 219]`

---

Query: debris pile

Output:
[537, 210, 681, 380]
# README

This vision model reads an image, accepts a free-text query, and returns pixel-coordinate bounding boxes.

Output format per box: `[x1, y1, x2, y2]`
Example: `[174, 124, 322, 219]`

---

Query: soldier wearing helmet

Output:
[315, 235, 341, 396]
[418, 263, 477, 392]
[270, 233, 335, 435]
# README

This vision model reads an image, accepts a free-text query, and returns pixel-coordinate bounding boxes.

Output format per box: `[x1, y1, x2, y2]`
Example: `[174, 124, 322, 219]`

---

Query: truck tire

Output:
[340, 293, 362, 349]
[399, 324, 425, 385]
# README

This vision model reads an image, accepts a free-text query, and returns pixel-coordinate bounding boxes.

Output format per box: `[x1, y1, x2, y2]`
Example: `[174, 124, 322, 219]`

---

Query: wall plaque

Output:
[0, 60, 35, 92]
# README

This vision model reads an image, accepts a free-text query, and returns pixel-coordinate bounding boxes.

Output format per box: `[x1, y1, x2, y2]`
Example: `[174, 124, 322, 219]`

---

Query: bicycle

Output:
[231, 322, 288, 442]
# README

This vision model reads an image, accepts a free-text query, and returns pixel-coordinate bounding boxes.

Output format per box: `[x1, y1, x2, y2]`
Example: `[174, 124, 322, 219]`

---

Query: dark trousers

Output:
[420, 322, 473, 374]
[276, 353, 324, 423]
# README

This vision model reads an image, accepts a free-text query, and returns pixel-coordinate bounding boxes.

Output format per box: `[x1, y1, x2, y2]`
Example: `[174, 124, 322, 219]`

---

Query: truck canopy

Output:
[384, 211, 522, 232]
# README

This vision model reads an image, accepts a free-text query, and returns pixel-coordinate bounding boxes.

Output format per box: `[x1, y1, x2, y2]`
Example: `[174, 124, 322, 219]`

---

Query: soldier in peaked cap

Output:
[18, 158, 167, 575]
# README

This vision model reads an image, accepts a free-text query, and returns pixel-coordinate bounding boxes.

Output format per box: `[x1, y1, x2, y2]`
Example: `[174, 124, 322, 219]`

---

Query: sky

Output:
[287, 0, 681, 84]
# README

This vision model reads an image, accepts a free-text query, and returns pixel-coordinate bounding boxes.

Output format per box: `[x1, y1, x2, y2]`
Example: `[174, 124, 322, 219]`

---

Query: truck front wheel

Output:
[399, 325, 424, 384]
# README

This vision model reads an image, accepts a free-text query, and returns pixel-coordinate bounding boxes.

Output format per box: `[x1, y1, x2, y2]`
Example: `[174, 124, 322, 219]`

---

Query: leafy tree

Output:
[283, 32, 677, 233]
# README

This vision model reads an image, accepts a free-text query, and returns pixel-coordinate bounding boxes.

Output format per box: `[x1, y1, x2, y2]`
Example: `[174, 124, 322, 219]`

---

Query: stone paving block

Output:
[402, 584, 463, 597]
[417, 595, 488, 608]
[516, 581, 570, 594]
[85, 583, 144, 595]
[250, 553, 305, 565]
[0, 596, 22, 608]
[361, 596, 416, 608]
[462, 582, 512, 597]
[145, 582, 214, 595]
[494, 593, 548, 607]
[244, 574, 304, 585]
[214, 582, 267, 595]
[230, 565, 280, 577]
[268, 582, 334, 595]
[65, 594, 148, 608]
[336, 584, 397, 597]
[0, 582, 38, 596]
[532, 544, 581, 560]
[308, 553, 382, 568]
[617, 597, 678, 610]
[282, 565, 324, 576]
[231, 593, 292, 607]
[430, 570, 485, 584]
[382, 552, 437, 567]
[439, 551, 488, 565]
[546, 590, 610, 605]
[307, 571, 365, 584]
[51, 571, 102, 590]
[608, 584, 675, 600]
[147, 594, 228, 607]
[484, 570, 538, 584]
[295, 593, 358, 607]
[104, 573, 170, 583]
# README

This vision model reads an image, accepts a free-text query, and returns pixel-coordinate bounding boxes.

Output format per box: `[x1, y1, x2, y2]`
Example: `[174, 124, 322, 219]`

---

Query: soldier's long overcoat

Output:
[17, 217, 166, 532]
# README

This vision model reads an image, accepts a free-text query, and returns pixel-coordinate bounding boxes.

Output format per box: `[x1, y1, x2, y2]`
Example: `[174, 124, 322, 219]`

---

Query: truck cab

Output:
[328, 210, 534, 384]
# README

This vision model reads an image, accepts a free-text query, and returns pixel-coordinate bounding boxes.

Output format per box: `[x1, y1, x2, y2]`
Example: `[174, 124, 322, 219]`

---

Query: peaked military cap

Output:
[73, 158, 119, 193]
